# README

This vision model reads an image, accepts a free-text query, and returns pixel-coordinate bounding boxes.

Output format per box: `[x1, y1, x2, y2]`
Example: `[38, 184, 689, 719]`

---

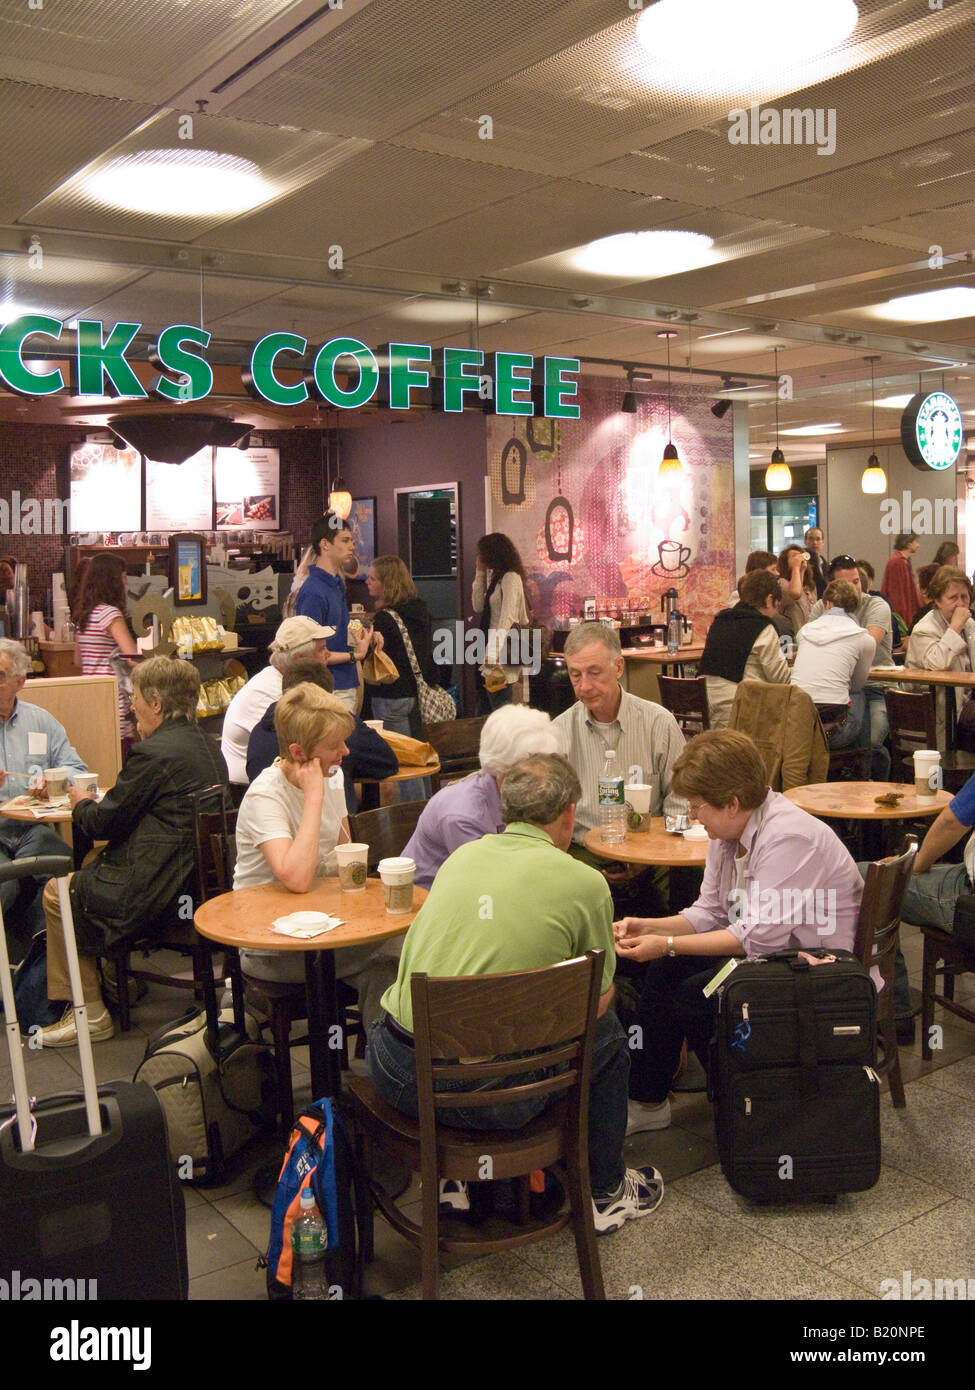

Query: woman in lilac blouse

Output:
[404, 705, 558, 889]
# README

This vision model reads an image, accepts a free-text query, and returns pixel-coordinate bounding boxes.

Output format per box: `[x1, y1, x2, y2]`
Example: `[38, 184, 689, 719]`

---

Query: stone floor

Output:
[3, 922, 973, 1301]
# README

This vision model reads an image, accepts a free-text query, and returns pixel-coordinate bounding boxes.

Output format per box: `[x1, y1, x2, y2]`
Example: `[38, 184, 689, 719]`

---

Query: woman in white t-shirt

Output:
[472, 532, 531, 709]
[234, 682, 400, 1028]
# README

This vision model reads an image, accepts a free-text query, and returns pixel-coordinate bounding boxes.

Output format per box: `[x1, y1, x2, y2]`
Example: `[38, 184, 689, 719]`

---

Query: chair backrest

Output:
[855, 836, 918, 980]
[423, 716, 486, 781]
[410, 952, 603, 1141]
[349, 801, 427, 870]
[657, 675, 710, 734]
[728, 681, 829, 790]
[884, 689, 937, 782]
[192, 786, 237, 903]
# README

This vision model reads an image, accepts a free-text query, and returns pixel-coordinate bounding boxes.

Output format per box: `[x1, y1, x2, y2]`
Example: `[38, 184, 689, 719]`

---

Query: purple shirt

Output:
[404, 771, 504, 890]
[683, 790, 863, 957]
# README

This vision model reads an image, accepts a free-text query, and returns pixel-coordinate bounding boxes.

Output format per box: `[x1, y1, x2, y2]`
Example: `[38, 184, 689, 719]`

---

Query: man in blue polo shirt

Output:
[295, 512, 372, 714]
[898, 771, 975, 933]
[0, 639, 86, 955]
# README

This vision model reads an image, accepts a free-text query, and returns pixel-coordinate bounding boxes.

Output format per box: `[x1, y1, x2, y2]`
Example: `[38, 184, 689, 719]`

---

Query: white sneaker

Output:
[592, 1165, 664, 1235]
[438, 1179, 471, 1212]
[626, 1098, 671, 1136]
[39, 1003, 114, 1048]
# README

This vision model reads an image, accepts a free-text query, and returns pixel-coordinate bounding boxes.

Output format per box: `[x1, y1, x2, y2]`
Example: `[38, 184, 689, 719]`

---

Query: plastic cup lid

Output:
[378, 857, 415, 872]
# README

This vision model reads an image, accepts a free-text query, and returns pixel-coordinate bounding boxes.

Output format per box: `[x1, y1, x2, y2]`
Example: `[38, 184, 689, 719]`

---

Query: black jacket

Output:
[245, 703, 398, 812]
[371, 598, 439, 700]
[69, 716, 229, 953]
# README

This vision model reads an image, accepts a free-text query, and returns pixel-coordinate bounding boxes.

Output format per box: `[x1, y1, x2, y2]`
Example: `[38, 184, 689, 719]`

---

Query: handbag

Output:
[387, 610, 456, 724]
[361, 646, 399, 685]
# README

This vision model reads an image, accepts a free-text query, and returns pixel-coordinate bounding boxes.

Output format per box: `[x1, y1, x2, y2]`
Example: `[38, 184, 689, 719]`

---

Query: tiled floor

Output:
[3, 927, 973, 1300]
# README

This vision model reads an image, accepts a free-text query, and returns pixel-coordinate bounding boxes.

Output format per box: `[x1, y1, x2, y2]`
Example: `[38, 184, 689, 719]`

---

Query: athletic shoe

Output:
[39, 1003, 114, 1048]
[626, 1097, 671, 1135]
[438, 1179, 471, 1213]
[592, 1165, 664, 1235]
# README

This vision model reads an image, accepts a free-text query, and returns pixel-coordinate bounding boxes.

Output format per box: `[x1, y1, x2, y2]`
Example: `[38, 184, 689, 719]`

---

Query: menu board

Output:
[69, 442, 141, 532]
[214, 447, 280, 530]
[145, 447, 213, 531]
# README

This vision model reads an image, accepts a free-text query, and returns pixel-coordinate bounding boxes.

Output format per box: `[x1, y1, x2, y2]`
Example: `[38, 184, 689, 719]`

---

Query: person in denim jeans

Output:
[367, 752, 664, 1234]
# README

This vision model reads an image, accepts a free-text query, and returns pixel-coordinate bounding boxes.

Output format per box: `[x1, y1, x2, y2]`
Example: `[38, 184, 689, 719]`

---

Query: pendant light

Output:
[765, 346, 791, 492]
[327, 421, 352, 518]
[860, 355, 886, 495]
[657, 330, 683, 478]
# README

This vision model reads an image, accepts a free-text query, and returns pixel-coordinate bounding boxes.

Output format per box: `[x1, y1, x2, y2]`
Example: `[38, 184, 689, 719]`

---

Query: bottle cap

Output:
[300, 1188, 316, 1208]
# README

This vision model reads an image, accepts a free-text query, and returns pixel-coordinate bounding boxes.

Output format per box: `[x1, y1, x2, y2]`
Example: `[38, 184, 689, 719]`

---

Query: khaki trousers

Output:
[43, 853, 103, 1005]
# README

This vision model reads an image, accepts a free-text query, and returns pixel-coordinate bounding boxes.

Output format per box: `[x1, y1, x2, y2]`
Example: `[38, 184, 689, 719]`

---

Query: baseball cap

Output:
[272, 616, 336, 652]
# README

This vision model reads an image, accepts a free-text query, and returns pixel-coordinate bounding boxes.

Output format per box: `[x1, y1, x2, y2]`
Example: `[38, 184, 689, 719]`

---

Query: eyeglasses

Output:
[829, 556, 858, 571]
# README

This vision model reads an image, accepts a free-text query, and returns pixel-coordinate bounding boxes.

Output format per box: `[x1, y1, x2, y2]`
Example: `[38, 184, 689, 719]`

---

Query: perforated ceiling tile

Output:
[0, 0, 295, 102]
[70, 270, 297, 331]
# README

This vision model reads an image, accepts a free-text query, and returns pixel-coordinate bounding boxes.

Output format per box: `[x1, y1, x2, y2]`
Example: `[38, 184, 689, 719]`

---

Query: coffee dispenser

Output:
[661, 588, 680, 624]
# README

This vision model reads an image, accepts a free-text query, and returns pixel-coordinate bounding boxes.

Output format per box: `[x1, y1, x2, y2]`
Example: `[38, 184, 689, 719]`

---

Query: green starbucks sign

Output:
[901, 390, 963, 472]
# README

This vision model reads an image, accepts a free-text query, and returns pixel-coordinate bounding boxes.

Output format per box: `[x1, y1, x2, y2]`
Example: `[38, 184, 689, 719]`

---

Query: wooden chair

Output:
[657, 675, 710, 736]
[920, 922, 975, 1060]
[855, 836, 918, 1109]
[107, 786, 235, 1031]
[884, 688, 975, 790]
[348, 952, 606, 1300]
[349, 801, 427, 871]
[424, 716, 486, 793]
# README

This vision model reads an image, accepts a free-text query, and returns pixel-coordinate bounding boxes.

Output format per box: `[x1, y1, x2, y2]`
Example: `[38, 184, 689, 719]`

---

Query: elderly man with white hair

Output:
[403, 704, 558, 889]
[220, 615, 335, 787]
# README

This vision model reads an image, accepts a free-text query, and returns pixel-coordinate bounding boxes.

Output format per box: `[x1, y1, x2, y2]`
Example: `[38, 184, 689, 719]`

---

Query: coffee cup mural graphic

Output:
[651, 539, 691, 578]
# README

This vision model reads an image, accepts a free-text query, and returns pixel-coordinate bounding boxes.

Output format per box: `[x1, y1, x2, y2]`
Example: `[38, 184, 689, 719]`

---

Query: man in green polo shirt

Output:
[367, 752, 664, 1235]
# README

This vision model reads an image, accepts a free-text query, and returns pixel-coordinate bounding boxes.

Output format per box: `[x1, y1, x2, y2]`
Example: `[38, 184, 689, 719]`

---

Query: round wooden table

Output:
[358, 759, 441, 809]
[782, 782, 950, 820]
[584, 819, 709, 867]
[195, 877, 427, 1099]
[0, 793, 105, 844]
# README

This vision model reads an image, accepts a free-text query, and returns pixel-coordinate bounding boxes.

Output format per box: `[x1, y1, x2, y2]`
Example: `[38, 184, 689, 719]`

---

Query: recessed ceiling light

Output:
[875, 394, 914, 409]
[0, 302, 45, 325]
[779, 423, 845, 436]
[570, 230, 716, 279]
[635, 0, 859, 91]
[86, 150, 273, 216]
[873, 287, 975, 323]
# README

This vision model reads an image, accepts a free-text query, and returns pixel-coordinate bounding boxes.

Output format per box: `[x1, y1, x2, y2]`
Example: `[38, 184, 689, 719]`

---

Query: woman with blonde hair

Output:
[232, 682, 399, 1026]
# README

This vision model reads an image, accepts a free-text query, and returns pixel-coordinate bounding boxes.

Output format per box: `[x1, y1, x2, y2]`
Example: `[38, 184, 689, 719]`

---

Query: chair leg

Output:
[420, 1161, 441, 1301]
[921, 940, 937, 1061]
[270, 1005, 295, 1132]
[353, 1124, 375, 1266]
[564, 1148, 604, 1301]
[114, 951, 131, 1033]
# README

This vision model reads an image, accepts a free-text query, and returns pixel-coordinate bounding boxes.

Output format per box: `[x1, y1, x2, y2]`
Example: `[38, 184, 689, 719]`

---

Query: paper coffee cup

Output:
[44, 767, 68, 797]
[625, 783, 652, 815]
[72, 772, 98, 794]
[335, 842, 369, 892]
[913, 749, 941, 798]
[378, 856, 415, 915]
[364, 719, 385, 732]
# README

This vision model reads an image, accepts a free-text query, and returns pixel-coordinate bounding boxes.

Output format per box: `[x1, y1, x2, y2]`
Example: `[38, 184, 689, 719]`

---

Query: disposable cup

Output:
[683, 825, 708, 841]
[72, 772, 99, 794]
[378, 856, 415, 915]
[335, 842, 369, 892]
[363, 719, 385, 732]
[913, 749, 941, 798]
[625, 783, 652, 815]
[44, 767, 68, 798]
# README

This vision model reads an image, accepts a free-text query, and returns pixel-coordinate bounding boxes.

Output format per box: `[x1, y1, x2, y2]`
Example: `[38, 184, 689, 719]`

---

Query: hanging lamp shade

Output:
[861, 453, 887, 495]
[659, 440, 683, 479]
[764, 447, 791, 492]
[328, 475, 353, 519]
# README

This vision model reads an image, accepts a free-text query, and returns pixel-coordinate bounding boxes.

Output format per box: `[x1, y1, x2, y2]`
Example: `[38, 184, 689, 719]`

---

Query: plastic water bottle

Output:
[291, 1188, 328, 1300]
[598, 749, 626, 844]
[667, 612, 681, 656]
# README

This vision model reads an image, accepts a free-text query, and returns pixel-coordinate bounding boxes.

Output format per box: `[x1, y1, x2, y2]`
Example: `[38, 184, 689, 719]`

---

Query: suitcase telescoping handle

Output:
[0, 854, 102, 1151]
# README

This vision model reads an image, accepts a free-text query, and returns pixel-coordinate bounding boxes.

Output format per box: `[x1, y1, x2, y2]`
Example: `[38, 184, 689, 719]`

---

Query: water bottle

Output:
[598, 749, 626, 844]
[667, 612, 681, 655]
[291, 1187, 329, 1300]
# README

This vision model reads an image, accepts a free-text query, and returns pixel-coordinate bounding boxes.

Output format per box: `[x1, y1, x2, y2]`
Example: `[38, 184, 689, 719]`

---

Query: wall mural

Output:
[486, 383, 735, 630]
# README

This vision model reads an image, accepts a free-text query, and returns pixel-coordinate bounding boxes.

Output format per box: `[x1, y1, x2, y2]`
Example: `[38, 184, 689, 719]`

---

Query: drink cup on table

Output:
[44, 767, 69, 798]
[335, 842, 369, 893]
[72, 772, 99, 795]
[913, 750, 941, 799]
[378, 857, 415, 915]
[624, 782, 653, 832]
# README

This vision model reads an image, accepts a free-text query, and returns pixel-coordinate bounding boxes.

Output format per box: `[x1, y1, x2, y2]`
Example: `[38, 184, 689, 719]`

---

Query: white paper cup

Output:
[378, 856, 415, 914]
[363, 719, 385, 732]
[625, 783, 652, 815]
[44, 767, 68, 798]
[72, 772, 99, 794]
[683, 825, 708, 841]
[335, 842, 369, 892]
[913, 749, 941, 798]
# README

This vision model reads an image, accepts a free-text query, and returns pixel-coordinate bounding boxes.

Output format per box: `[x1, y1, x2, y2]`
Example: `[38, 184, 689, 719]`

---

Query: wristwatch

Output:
[667, 936, 677, 957]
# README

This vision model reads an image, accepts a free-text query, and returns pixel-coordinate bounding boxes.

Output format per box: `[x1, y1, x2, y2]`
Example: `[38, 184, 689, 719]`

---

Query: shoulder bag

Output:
[386, 609, 456, 724]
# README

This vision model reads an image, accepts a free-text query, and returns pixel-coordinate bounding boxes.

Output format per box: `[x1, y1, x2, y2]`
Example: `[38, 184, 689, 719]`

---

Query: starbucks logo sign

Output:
[901, 390, 963, 472]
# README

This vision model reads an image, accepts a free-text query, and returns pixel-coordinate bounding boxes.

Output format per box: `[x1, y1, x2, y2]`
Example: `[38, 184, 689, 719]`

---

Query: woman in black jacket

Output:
[365, 554, 439, 798]
[39, 656, 229, 1046]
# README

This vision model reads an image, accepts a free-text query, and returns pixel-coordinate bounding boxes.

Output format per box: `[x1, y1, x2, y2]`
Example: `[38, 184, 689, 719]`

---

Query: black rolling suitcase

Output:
[709, 948, 881, 1201]
[0, 855, 188, 1299]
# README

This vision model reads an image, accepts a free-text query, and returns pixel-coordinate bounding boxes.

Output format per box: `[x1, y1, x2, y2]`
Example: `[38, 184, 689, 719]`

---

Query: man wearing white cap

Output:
[220, 615, 335, 787]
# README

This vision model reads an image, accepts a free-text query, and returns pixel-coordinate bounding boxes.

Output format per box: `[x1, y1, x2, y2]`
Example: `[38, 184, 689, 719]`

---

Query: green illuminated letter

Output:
[73, 320, 146, 398]
[436, 347, 484, 413]
[380, 343, 432, 410]
[491, 351, 534, 416]
[244, 333, 308, 406]
[311, 337, 378, 409]
[543, 356, 580, 419]
[150, 324, 213, 403]
[0, 315, 64, 396]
